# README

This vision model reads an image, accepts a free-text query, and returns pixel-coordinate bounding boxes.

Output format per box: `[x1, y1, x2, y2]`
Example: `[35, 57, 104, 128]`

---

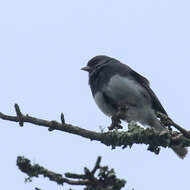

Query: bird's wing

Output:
[127, 67, 168, 115]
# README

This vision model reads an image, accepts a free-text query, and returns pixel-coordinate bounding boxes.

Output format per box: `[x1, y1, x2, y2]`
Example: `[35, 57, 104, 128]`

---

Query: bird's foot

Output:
[108, 115, 123, 130]
[159, 130, 169, 137]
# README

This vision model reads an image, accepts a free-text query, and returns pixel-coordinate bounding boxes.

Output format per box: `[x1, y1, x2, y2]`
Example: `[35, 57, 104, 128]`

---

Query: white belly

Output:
[94, 92, 116, 116]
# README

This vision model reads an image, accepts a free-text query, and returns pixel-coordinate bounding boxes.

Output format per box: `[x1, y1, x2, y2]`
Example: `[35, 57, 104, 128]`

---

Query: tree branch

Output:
[17, 156, 126, 190]
[0, 104, 190, 155]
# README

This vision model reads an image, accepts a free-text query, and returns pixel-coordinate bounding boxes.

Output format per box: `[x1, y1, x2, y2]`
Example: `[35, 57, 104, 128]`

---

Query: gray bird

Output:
[81, 55, 187, 159]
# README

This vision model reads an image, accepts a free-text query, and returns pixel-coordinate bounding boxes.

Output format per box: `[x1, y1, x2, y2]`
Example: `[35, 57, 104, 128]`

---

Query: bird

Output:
[81, 55, 187, 159]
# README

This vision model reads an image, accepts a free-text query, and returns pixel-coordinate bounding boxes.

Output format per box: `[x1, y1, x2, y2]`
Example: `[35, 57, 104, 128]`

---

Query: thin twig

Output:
[91, 156, 101, 175]
[14, 104, 24, 126]
[61, 113, 65, 124]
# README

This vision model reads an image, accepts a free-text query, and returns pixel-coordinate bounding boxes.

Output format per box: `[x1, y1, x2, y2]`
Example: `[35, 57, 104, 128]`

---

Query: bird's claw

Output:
[108, 115, 123, 130]
[159, 130, 169, 137]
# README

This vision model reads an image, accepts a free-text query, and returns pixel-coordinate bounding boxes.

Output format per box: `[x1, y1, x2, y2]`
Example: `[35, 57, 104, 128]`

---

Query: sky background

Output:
[0, 0, 190, 189]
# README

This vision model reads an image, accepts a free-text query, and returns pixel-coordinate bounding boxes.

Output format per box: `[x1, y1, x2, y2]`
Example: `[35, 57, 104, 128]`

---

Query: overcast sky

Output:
[0, 0, 190, 190]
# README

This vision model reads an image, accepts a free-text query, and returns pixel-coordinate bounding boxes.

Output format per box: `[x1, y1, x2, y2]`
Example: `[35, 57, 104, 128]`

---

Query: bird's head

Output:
[81, 55, 112, 73]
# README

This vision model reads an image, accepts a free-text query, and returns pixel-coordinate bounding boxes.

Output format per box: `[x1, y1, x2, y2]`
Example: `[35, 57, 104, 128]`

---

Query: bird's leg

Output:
[108, 114, 123, 130]
[108, 104, 128, 130]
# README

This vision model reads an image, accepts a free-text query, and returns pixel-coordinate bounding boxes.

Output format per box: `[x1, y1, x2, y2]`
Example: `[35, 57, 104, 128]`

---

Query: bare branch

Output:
[0, 104, 190, 155]
[17, 156, 126, 190]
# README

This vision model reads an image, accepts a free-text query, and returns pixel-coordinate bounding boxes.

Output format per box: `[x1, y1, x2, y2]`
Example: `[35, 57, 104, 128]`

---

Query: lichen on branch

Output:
[17, 156, 126, 190]
[0, 104, 190, 155]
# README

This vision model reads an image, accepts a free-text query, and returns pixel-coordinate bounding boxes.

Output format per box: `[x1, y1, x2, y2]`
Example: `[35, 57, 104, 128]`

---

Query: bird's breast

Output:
[94, 92, 116, 116]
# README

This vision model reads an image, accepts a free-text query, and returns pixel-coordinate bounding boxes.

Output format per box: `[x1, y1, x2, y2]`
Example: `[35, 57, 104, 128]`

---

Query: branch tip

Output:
[61, 113, 65, 124]
[14, 104, 24, 126]
[91, 156, 101, 174]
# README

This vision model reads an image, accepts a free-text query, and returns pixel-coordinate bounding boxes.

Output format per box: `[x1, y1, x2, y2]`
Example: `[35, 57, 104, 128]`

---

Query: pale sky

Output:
[0, 0, 190, 189]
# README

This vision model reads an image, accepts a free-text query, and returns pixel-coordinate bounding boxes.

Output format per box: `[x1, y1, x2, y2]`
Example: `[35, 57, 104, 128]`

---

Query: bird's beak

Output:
[81, 66, 91, 72]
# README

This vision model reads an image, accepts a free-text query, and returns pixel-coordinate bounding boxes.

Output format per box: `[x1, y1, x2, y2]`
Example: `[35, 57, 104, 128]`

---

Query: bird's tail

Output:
[171, 146, 188, 159]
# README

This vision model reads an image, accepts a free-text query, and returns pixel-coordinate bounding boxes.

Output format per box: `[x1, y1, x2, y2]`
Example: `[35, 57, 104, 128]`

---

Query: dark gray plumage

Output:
[81, 55, 187, 159]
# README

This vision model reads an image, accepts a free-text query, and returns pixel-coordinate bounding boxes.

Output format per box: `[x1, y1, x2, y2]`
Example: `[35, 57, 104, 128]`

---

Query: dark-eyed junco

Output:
[81, 55, 187, 159]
